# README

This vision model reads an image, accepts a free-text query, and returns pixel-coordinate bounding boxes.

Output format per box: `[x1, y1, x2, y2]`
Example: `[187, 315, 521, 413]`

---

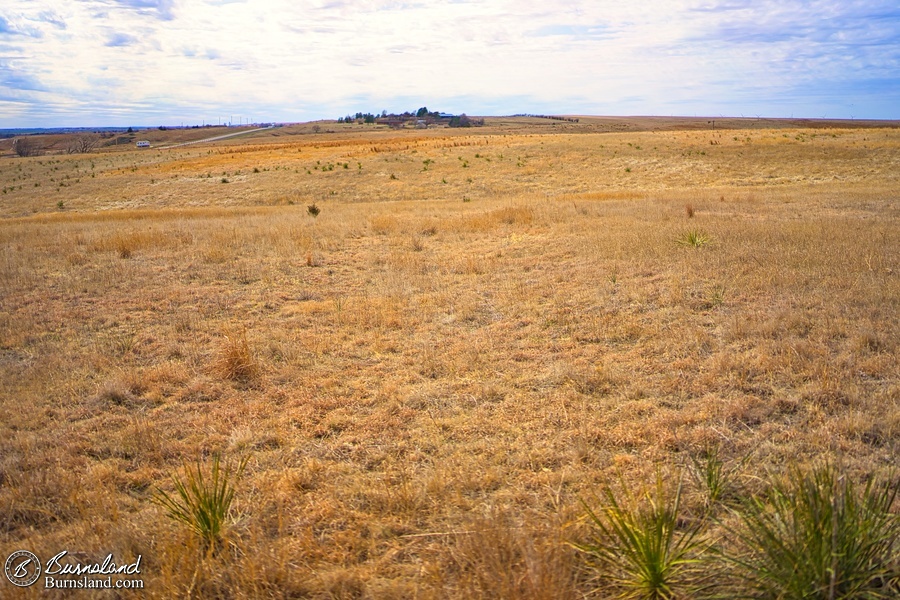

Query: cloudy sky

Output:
[1, 0, 898, 127]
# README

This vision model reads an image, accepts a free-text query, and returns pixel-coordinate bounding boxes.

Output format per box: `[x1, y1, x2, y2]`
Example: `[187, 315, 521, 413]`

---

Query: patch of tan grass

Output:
[1, 123, 898, 597]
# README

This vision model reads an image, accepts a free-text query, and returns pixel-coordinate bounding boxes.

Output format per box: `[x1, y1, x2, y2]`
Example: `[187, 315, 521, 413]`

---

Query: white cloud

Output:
[0, 0, 897, 126]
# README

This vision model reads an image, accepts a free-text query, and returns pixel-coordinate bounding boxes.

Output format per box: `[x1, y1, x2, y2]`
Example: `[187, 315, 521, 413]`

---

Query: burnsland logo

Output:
[5, 550, 144, 590]
[5, 550, 41, 587]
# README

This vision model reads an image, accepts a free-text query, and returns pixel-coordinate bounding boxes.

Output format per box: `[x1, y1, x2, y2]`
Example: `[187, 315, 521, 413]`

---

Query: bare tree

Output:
[13, 137, 42, 157]
[66, 134, 100, 154]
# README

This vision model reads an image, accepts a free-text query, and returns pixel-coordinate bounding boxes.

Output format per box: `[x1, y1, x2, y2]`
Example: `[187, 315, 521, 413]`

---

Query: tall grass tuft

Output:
[213, 330, 259, 383]
[152, 453, 249, 551]
[688, 444, 749, 511]
[724, 463, 899, 598]
[574, 473, 707, 599]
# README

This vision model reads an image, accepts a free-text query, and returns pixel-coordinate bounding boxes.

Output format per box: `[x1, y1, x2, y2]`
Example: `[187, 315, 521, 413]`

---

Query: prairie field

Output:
[1, 118, 898, 597]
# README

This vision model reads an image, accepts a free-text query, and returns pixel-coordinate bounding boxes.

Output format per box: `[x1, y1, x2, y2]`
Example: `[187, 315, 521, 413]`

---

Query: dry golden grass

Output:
[0, 119, 898, 597]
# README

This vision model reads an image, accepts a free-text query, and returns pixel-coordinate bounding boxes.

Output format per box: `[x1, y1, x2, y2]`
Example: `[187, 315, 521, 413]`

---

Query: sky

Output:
[0, 0, 898, 127]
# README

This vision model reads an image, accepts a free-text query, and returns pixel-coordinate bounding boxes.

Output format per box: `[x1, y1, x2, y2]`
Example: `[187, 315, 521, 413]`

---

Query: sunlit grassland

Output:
[0, 123, 897, 597]
[2, 125, 898, 216]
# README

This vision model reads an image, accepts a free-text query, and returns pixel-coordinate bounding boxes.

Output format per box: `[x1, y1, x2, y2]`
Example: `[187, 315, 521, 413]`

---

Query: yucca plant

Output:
[574, 473, 708, 599]
[676, 230, 711, 248]
[724, 463, 899, 598]
[153, 454, 249, 550]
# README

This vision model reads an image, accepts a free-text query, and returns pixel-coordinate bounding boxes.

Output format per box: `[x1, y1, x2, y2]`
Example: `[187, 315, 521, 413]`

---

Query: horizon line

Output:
[3, 114, 899, 132]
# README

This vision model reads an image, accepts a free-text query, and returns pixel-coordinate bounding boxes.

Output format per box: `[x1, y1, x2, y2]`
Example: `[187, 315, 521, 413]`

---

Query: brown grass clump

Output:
[370, 213, 399, 235]
[212, 330, 260, 384]
[445, 511, 579, 599]
[493, 205, 535, 225]
[117, 241, 133, 258]
[94, 375, 146, 409]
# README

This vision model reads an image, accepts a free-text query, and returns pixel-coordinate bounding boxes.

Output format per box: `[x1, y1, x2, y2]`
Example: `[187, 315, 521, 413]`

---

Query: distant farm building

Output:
[136, 141, 150, 148]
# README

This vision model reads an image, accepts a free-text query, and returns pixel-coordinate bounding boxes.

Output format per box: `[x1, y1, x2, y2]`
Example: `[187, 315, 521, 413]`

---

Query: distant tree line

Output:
[336, 106, 483, 128]
[514, 114, 580, 122]
[337, 107, 440, 124]
[338, 112, 378, 124]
